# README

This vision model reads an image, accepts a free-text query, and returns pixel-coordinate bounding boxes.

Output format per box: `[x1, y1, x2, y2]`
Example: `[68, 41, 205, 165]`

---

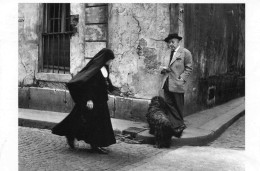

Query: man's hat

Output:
[164, 33, 182, 42]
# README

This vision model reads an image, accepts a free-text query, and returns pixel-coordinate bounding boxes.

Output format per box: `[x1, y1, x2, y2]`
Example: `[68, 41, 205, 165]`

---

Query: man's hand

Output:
[178, 76, 185, 82]
[86, 100, 94, 110]
[160, 66, 171, 74]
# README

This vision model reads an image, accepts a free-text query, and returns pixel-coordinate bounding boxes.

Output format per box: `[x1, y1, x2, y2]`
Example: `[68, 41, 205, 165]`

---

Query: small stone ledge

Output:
[36, 72, 72, 83]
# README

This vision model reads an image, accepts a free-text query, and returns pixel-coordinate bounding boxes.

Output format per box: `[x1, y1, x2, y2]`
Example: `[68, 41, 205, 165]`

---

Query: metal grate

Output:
[41, 3, 72, 74]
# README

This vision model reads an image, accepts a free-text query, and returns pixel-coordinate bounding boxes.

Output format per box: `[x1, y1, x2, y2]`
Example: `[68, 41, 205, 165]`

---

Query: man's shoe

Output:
[173, 125, 186, 138]
[180, 124, 187, 130]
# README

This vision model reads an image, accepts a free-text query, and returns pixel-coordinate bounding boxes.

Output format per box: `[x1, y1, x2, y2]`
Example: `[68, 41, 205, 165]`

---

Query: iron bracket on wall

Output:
[70, 14, 79, 35]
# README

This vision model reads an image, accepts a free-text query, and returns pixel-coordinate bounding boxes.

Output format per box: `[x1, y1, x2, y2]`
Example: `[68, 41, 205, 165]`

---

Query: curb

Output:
[135, 110, 245, 146]
[19, 118, 56, 130]
[18, 118, 122, 136]
[19, 110, 244, 146]
[18, 97, 245, 147]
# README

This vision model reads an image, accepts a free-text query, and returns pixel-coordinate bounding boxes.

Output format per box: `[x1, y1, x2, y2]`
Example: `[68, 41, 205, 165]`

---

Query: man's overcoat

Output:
[161, 47, 193, 93]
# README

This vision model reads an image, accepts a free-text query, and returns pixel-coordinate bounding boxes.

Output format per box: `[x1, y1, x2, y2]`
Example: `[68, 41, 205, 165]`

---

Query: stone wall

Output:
[70, 3, 86, 75]
[18, 3, 41, 86]
[18, 3, 172, 98]
[108, 3, 170, 99]
[18, 3, 85, 88]
[183, 4, 245, 113]
[18, 3, 245, 119]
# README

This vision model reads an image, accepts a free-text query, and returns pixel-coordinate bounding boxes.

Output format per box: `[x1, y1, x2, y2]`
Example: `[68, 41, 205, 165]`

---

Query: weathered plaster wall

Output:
[19, 3, 84, 88]
[183, 4, 245, 114]
[18, 3, 41, 86]
[70, 3, 86, 76]
[108, 3, 170, 99]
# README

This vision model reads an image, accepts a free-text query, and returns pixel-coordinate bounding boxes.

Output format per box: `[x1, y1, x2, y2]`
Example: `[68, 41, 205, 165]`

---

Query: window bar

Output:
[66, 35, 68, 73]
[44, 4, 46, 33]
[61, 4, 65, 33]
[42, 32, 74, 35]
[64, 5, 66, 32]
[106, 5, 108, 48]
[53, 4, 55, 32]
[42, 35, 45, 72]
[62, 4, 65, 74]
[63, 33, 65, 74]
[51, 20, 54, 72]
[58, 34, 60, 73]
[47, 4, 50, 33]
[52, 15, 55, 73]
[47, 35, 50, 72]
[52, 35, 55, 73]
[67, 34, 69, 73]
[58, 4, 61, 73]
[43, 4, 47, 72]
[47, 4, 50, 72]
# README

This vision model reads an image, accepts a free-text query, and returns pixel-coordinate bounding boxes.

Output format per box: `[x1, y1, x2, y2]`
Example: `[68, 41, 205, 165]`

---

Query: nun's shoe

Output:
[89, 146, 109, 154]
[66, 136, 75, 149]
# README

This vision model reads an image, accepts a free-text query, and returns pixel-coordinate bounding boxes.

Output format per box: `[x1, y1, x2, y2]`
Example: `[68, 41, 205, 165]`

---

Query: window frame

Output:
[39, 3, 73, 74]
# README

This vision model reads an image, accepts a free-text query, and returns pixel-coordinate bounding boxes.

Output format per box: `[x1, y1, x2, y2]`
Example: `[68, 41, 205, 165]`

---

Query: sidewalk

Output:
[18, 97, 245, 146]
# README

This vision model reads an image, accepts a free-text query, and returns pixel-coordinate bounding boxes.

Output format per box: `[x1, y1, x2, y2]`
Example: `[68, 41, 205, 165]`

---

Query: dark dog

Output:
[146, 96, 182, 148]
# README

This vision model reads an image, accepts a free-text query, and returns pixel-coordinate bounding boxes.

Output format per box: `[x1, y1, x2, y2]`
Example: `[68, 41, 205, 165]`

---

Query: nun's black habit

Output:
[52, 48, 116, 147]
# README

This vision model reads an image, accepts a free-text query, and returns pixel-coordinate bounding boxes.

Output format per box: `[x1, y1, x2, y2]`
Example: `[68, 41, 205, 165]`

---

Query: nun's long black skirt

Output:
[52, 103, 116, 147]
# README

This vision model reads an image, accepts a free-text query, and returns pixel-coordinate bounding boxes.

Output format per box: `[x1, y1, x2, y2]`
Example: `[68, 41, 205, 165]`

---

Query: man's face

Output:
[167, 38, 180, 50]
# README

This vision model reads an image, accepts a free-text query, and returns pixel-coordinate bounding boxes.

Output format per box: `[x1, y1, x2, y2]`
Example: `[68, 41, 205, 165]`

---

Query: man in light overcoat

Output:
[160, 33, 193, 135]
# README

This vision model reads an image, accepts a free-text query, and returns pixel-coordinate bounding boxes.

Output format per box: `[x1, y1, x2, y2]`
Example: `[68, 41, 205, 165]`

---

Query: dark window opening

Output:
[40, 3, 72, 74]
[208, 87, 216, 100]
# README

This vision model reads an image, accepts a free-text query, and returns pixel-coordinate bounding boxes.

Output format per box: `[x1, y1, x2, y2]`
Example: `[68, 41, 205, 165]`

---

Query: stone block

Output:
[35, 73, 72, 83]
[135, 130, 155, 144]
[122, 127, 147, 138]
[85, 6, 107, 23]
[131, 98, 150, 122]
[64, 91, 75, 112]
[85, 25, 107, 41]
[114, 96, 133, 120]
[29, 87, 73, 113]
[18, 87, 30, 108]
[114, 96, 151, 122]
[108, 95, 115, 117]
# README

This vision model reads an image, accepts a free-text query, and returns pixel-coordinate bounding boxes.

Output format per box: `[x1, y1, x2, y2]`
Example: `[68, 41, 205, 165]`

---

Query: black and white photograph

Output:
[0, 1, 260, 171]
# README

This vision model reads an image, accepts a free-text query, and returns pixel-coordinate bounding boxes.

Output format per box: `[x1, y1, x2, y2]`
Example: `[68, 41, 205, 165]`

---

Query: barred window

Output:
[40, 3, 72, 74]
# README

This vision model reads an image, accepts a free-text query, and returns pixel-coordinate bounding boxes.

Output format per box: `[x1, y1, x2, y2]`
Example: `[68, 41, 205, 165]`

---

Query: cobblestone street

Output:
[209, 115, 245, 150]
[19, 116, 246, 171]
[19, 127, 167, 171]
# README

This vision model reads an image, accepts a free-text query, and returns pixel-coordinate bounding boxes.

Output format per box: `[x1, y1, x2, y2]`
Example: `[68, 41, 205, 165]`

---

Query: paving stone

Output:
[209, 115, 245, 150]
[19, 127, 166, 171]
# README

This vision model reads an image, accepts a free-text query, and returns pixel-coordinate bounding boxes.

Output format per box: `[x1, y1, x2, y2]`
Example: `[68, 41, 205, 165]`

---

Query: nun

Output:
[52, 48, 117, 154]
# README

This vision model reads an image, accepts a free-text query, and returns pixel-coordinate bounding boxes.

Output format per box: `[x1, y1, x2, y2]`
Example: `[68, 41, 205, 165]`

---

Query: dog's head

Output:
[149, 96, 167, 109]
